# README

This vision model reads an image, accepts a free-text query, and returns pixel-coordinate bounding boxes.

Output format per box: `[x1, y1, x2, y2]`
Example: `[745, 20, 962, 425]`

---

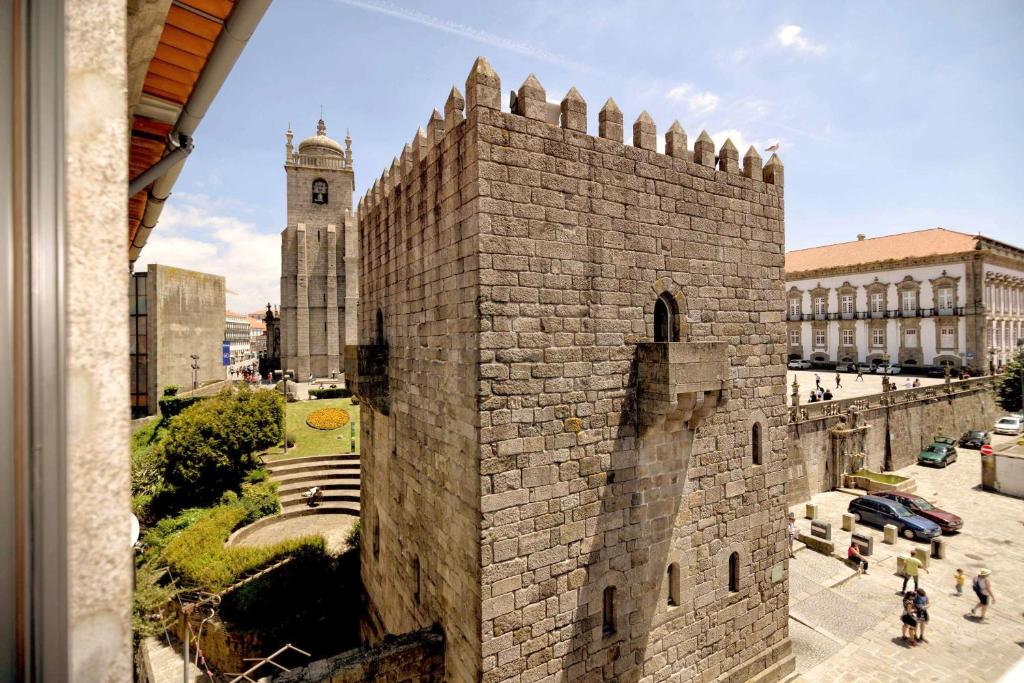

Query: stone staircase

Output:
[265, 454, 361, 516]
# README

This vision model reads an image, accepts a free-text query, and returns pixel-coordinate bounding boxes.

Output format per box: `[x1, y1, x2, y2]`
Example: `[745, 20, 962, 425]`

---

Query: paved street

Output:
[787, 369, 948, 401]
[787, 432, 1024, 682]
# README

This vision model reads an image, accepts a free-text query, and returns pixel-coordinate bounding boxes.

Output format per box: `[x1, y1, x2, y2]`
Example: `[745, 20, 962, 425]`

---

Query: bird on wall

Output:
[765, 143, 780, 153]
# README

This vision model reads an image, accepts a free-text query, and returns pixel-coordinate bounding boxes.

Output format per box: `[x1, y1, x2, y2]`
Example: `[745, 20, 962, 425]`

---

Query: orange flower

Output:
[306, 408, 350, 430]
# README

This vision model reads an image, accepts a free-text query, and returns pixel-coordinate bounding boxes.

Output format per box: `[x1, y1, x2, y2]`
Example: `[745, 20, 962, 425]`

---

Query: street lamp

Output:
[189, 354, 200, 391]
[274, 368, 294, 455]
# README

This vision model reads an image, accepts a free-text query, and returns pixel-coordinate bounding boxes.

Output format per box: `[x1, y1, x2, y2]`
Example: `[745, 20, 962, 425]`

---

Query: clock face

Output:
[312, 179, 328, 204]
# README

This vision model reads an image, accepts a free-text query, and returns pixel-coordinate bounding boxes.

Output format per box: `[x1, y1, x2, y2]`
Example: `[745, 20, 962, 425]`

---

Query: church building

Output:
[279, 119, 359, 380]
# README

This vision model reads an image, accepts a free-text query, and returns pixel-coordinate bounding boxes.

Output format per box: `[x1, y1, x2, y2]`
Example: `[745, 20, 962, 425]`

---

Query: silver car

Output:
[994, 416, 1023, 436]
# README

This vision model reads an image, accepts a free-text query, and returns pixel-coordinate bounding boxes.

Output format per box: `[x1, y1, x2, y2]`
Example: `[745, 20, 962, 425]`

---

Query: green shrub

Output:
[132, 562, 176, 640]
[345, 519, 361, 550]
[157, 394, 205, 418]
[309, 387, 352, 399]
[162, 504, 322, 591]
[159, 387, 283, 506]
[162, 385, 180, 397]
[239, 479, 279, 524]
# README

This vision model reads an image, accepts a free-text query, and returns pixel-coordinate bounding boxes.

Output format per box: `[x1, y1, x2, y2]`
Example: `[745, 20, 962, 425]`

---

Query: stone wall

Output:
[273, 629, 444, 683]
[353, 57, 794, 683]
[354, 82, 482, 682]
[785, 378, 1000, 501]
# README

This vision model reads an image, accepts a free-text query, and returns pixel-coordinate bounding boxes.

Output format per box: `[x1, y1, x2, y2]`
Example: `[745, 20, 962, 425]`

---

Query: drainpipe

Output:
[129, 0, 272, 265]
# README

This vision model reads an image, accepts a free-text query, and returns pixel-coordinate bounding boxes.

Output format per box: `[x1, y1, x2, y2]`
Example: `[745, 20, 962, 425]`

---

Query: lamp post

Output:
[275, 369, 294, 455]
[189, 354, 199, 391]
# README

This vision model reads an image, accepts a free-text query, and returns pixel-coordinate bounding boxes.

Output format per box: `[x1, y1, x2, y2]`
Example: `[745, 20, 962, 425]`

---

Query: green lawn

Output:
[262, 397, 361, 461]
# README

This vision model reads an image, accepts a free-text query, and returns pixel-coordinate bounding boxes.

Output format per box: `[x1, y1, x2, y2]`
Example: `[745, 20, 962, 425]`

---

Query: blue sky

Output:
[137, 0, 1024, 312]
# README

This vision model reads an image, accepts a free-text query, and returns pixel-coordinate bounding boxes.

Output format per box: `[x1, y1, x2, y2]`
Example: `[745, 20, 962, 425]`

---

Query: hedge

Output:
[161, 496, 321, 592]
[309, 387, 352, 399]
[157, 394, 205, 418]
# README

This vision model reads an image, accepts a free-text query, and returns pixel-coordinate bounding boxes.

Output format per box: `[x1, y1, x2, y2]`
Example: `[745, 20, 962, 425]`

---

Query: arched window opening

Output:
[752, 422, 763, 466]
[667, 563, 680, 607]
[375, 308, 385, 345]
[728, 552, 740, 593]
[312, 178, 328, 204]
[602, 586, 616, 636]
[654, 293, 679, 342]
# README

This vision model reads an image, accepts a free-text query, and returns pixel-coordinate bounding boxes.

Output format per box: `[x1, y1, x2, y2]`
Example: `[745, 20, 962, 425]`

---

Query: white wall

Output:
[994, 454, 1024, 499]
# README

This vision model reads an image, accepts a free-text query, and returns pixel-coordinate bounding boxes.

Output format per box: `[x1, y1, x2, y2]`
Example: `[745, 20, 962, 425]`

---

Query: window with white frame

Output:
[939, 326, 955, 349]
[872, 328, 884, 347]
[814, 329, 826, 347]
[901, 290, 916, 312]
[814, 296, 826, 315]
[937, 287, 953, 311]
[904, 328, 918, 348]
[842, 329, 854, 346]
[789, 299, 801, 317]
[789, 329, 800, 345]
[841, 294, 854, 314]
[870, 292, 884, 313]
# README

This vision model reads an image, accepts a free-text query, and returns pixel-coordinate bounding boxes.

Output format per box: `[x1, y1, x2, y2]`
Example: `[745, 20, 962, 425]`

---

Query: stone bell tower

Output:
[280, 119, 358, 380]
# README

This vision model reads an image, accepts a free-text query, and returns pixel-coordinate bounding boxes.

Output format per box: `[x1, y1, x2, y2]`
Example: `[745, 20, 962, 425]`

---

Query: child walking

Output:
[954, 568, 965, 596]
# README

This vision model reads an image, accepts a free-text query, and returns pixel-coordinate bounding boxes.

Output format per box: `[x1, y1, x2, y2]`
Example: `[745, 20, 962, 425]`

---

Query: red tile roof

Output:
[785, 227, 978, 275]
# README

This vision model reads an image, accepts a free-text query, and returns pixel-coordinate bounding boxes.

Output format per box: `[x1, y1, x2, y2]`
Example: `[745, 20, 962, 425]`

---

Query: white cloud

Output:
[665, 83, 720, 115]
[775, 25, 825, 54]
[134, 193, 280, 315]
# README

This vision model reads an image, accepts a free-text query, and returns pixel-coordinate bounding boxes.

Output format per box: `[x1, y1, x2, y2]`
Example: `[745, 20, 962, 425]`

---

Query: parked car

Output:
[994, 416, 1023, 436]
[873, 364, 902, 375]
[787, 359, 812, 369]
[874, 492, 963, 534]
[918, 442, 958, 467]
[847, 495, 942, 541]
[857, 363, 872, 374]
[958, 430, 991, 449]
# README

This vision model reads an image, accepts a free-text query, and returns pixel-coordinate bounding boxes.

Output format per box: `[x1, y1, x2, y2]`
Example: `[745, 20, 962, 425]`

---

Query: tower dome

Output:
[297, 118, 344, 157]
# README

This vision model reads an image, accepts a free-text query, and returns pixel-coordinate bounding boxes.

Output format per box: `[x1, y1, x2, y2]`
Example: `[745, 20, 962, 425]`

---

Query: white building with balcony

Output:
[785, 228, 1024, 372]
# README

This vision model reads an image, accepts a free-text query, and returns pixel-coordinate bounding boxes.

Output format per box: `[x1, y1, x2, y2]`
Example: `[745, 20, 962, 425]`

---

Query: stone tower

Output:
[349, 58, 794, 682]
[280, 119, 358, 380]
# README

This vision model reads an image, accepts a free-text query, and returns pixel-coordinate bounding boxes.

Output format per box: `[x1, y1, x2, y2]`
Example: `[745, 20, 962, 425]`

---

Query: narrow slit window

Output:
[667, 563, 680, 607]
[602, 586, 616, 636]
[752, 422, 762, 466]
[728, 552, 739, 593]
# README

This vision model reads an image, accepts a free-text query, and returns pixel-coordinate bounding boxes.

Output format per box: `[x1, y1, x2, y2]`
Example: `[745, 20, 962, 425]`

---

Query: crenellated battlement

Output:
[358, 55, 783, 216]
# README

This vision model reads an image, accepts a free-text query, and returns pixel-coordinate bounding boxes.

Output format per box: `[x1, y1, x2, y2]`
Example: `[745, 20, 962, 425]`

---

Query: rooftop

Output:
[785, 227, 979, 275]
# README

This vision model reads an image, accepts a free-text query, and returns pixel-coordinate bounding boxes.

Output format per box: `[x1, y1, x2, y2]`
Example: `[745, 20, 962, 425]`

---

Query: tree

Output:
[994, 348, 1024, 414]
[159, 387, 283, 506]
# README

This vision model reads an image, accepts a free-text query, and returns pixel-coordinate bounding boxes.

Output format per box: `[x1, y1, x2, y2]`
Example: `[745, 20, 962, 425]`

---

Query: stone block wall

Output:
[786, 380, 1000, 500]
[355, 84, 483, 682]
[273, 629, 445, 683]
[354, 56, 793, 683]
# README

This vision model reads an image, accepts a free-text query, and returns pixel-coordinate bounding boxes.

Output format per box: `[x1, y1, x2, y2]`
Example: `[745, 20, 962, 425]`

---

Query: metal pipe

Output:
[128, 134, 192, 197]
[129, 0, 272, 264]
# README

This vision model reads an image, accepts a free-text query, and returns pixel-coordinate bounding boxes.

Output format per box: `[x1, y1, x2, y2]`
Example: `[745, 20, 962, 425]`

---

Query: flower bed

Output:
[305, 407, 350, 430]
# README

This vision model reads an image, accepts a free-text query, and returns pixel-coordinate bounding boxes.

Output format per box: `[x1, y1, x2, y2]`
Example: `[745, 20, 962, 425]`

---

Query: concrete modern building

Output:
[279, 119, 359, 380]
[785, 228, 1024, 373]
[129, 265, 227, 417]
[348, 58, 794, 683]
[224, 309, 251, 363]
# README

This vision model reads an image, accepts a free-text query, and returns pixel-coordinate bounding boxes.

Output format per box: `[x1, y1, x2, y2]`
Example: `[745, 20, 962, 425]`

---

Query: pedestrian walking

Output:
[914, 588, 930, 642]
[970, 568, 994, 620]
[856, 366, 864, 381]
[900, 591, 918, 646]
[901, 555, 927, 592]
[835, 372, 842, 389]
[954, 568, 965, 596]
[787, 512, 797, 558]
[814, 373, 821, 389]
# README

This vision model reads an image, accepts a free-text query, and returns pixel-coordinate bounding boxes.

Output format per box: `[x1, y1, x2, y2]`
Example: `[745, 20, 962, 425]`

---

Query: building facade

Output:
[348, 58, 794, 683]
[129, 264, 226, 417]
[224, 309, 251, 363]
[785, 229, 1024, 372]
[248, 314, 267, 356]
[279, 119, 359, 380]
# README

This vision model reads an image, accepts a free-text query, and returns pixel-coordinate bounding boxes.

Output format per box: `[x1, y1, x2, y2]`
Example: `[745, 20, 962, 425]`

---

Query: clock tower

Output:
[280, 119, 358, 380]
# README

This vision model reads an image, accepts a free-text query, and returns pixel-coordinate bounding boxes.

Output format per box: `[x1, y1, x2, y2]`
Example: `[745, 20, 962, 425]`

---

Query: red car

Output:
[875, 492, 963, 534]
